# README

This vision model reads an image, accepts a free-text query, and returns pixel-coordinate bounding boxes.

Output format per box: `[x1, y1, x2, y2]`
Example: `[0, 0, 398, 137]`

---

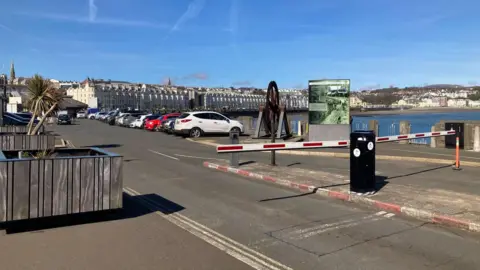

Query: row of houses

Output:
[65, 79, 309, 111]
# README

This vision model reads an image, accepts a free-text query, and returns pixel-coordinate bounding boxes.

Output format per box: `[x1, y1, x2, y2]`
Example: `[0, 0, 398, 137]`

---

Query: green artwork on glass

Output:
[308, 79, 350, 125]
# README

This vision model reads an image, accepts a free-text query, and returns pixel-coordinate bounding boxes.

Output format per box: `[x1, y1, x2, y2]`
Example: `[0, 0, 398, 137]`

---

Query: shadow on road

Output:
[259, 176, 390, 202]
[0, 192, 185, 234]
[374, 176, 389, 192]
[259, 188, 318, 202]
[386, 164, 453, 181]
[239, 160, 256, 166]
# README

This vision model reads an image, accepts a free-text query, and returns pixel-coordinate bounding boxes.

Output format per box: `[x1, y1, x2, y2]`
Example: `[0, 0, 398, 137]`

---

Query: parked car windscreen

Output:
[59, 114, 70, 120]
[178, 113, 190, 119]
[145, 115, 160, 121]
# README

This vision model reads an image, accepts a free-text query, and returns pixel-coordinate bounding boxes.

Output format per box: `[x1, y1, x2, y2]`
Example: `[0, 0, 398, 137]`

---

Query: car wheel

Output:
[230, 127, 241, 134]
[189, 127, 202, 138]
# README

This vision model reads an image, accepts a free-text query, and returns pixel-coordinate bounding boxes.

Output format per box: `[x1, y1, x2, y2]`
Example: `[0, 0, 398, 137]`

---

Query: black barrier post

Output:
[270, 115, 276, 166]
[350, 130, 376, 194]
[229, 129, 240, 168]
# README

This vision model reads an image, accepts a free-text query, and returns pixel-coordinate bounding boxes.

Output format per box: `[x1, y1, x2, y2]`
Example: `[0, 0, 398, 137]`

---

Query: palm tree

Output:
[26, 74, 63, 135]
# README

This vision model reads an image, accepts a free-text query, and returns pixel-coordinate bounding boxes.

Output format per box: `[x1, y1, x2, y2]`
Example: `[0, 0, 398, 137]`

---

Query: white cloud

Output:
[15, 11, 168, 28]
[0, 23, 14, 33]
[56, 51, 140, 60]
[88, 0, 98, 22]
[170, 0, 206, 32]
[228, 0, 238, 34]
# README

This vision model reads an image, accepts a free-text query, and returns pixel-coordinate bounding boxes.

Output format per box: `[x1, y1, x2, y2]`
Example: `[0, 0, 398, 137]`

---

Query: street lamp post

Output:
[0, 74, 7, 126]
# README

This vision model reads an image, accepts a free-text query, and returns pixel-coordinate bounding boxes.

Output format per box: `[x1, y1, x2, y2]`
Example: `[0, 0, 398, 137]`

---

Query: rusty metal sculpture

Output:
[263, 81, 280, 135]
[253, 81, 291, 139]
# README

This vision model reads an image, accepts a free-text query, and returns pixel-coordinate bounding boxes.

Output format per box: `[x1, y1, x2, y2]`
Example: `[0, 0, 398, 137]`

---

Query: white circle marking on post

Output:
[353, 148, 361, 157]
[367, 142, 374, 151]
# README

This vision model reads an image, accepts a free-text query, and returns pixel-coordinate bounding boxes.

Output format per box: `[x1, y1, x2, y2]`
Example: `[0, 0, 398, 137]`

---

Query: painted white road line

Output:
[174, 154, 227, 161]
[296, 217, 384, 240]
[124, 187, 293, 270]
[287, 212, 381, 236]
[148, 149, 180, 160]
[294, 211, 393, 240]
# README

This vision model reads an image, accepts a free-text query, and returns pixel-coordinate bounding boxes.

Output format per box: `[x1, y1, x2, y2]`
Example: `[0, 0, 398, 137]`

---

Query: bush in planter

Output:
[25, 74, 64, 135]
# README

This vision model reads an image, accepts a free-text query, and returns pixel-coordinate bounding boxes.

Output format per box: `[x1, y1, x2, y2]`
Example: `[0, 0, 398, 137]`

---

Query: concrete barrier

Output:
[430, 126, 437, 148]
[400, 120, 410, 145]
[368, 120, 378, 135]
[474, 126, 480, 152]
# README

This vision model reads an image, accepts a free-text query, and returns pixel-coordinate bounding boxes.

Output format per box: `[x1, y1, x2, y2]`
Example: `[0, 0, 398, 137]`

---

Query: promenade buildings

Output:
[65, 78, 309, 111]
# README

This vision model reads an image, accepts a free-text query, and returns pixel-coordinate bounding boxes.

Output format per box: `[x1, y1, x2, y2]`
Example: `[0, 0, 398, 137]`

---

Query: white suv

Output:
[174, 111, 244, 138]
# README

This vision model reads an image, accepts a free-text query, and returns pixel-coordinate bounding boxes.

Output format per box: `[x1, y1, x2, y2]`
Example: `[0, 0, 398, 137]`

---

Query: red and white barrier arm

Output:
[216, 130, 456, 153]
[376, 130, 455, 143]
[216, 140, 349, 153]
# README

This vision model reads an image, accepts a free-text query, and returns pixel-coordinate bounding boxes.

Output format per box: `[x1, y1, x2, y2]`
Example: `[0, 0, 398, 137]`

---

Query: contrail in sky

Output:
[89, 0, 98, 22]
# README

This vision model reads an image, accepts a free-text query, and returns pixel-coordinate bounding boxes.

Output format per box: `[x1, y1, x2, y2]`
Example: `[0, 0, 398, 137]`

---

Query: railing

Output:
[216, 130, 456, 153]
[353, 121, 433, 146]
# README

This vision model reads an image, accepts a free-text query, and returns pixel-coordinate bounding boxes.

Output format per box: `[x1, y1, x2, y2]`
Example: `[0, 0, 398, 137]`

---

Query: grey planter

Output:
[0, 148, 123, 222]
[0, 134, 55, 151]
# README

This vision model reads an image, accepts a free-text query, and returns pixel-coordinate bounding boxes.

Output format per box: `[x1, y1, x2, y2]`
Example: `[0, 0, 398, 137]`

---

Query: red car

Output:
[144, 113, 181, 131]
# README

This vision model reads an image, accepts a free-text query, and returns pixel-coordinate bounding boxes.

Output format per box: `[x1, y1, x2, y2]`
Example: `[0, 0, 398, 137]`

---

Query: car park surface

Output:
[51, 119, 480, 270]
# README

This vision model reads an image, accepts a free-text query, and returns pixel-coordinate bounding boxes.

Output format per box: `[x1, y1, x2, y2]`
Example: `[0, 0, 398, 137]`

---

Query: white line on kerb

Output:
[148, 149, 180, 160]
[124, 187, 293, 270]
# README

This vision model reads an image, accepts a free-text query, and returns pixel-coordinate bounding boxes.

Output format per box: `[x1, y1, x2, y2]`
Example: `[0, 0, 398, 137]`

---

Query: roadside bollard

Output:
[350, 130, 376, 194]
[229, 129, 240, 168]
[453, 136, 461, 171]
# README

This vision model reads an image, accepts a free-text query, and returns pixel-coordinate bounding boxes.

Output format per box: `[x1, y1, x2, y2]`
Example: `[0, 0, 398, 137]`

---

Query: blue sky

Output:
[0, 0, 479, 90]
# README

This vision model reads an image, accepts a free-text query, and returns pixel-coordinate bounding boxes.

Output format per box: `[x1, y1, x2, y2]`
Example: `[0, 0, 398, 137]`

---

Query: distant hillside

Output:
[367, 84, 469, 93]
[423, 84, 464, 89]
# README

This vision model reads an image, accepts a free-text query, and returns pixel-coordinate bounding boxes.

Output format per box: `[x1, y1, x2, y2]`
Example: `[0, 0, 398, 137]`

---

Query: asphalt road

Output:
[52, 119, 480, 270]
[0, 194, 251, 270]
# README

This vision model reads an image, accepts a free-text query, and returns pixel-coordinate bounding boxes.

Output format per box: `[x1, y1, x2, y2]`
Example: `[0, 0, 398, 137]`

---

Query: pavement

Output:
[189, 136, 480, 167]
[0, 193, 250, 270]
[26, 119, 480, 269]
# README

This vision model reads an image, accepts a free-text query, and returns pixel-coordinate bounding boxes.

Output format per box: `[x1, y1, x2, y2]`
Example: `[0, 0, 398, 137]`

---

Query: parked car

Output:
[92, 112, 105, 119]
[76, 111, 87, 118]
[100, 112, 112, 121]
[157, 113, 181, 131]
[163, 118, 178, 134]
[103, 110, 120, 122]
[116, 114, 130, 126]
[174, 111, 244, 138]
[130, 117, 143, 128]
[146, 113, 181, 131]
[122, 114, 141, 127]
[143, 115, 162, 131]
[57, 114, 72, 125]
[144, 117, 162, 131]
[131, 114, 151, 128]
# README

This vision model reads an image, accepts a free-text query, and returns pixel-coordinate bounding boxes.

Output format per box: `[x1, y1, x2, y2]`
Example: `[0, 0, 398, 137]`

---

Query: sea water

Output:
[250, 111, 480, 144]
[352, 111, 480, 144]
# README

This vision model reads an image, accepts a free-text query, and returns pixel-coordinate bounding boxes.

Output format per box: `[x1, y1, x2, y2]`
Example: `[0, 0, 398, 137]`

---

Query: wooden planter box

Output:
[0, 148, 123, 222]
[0, 125, 45, 134]
[0, 134, 55, 151]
